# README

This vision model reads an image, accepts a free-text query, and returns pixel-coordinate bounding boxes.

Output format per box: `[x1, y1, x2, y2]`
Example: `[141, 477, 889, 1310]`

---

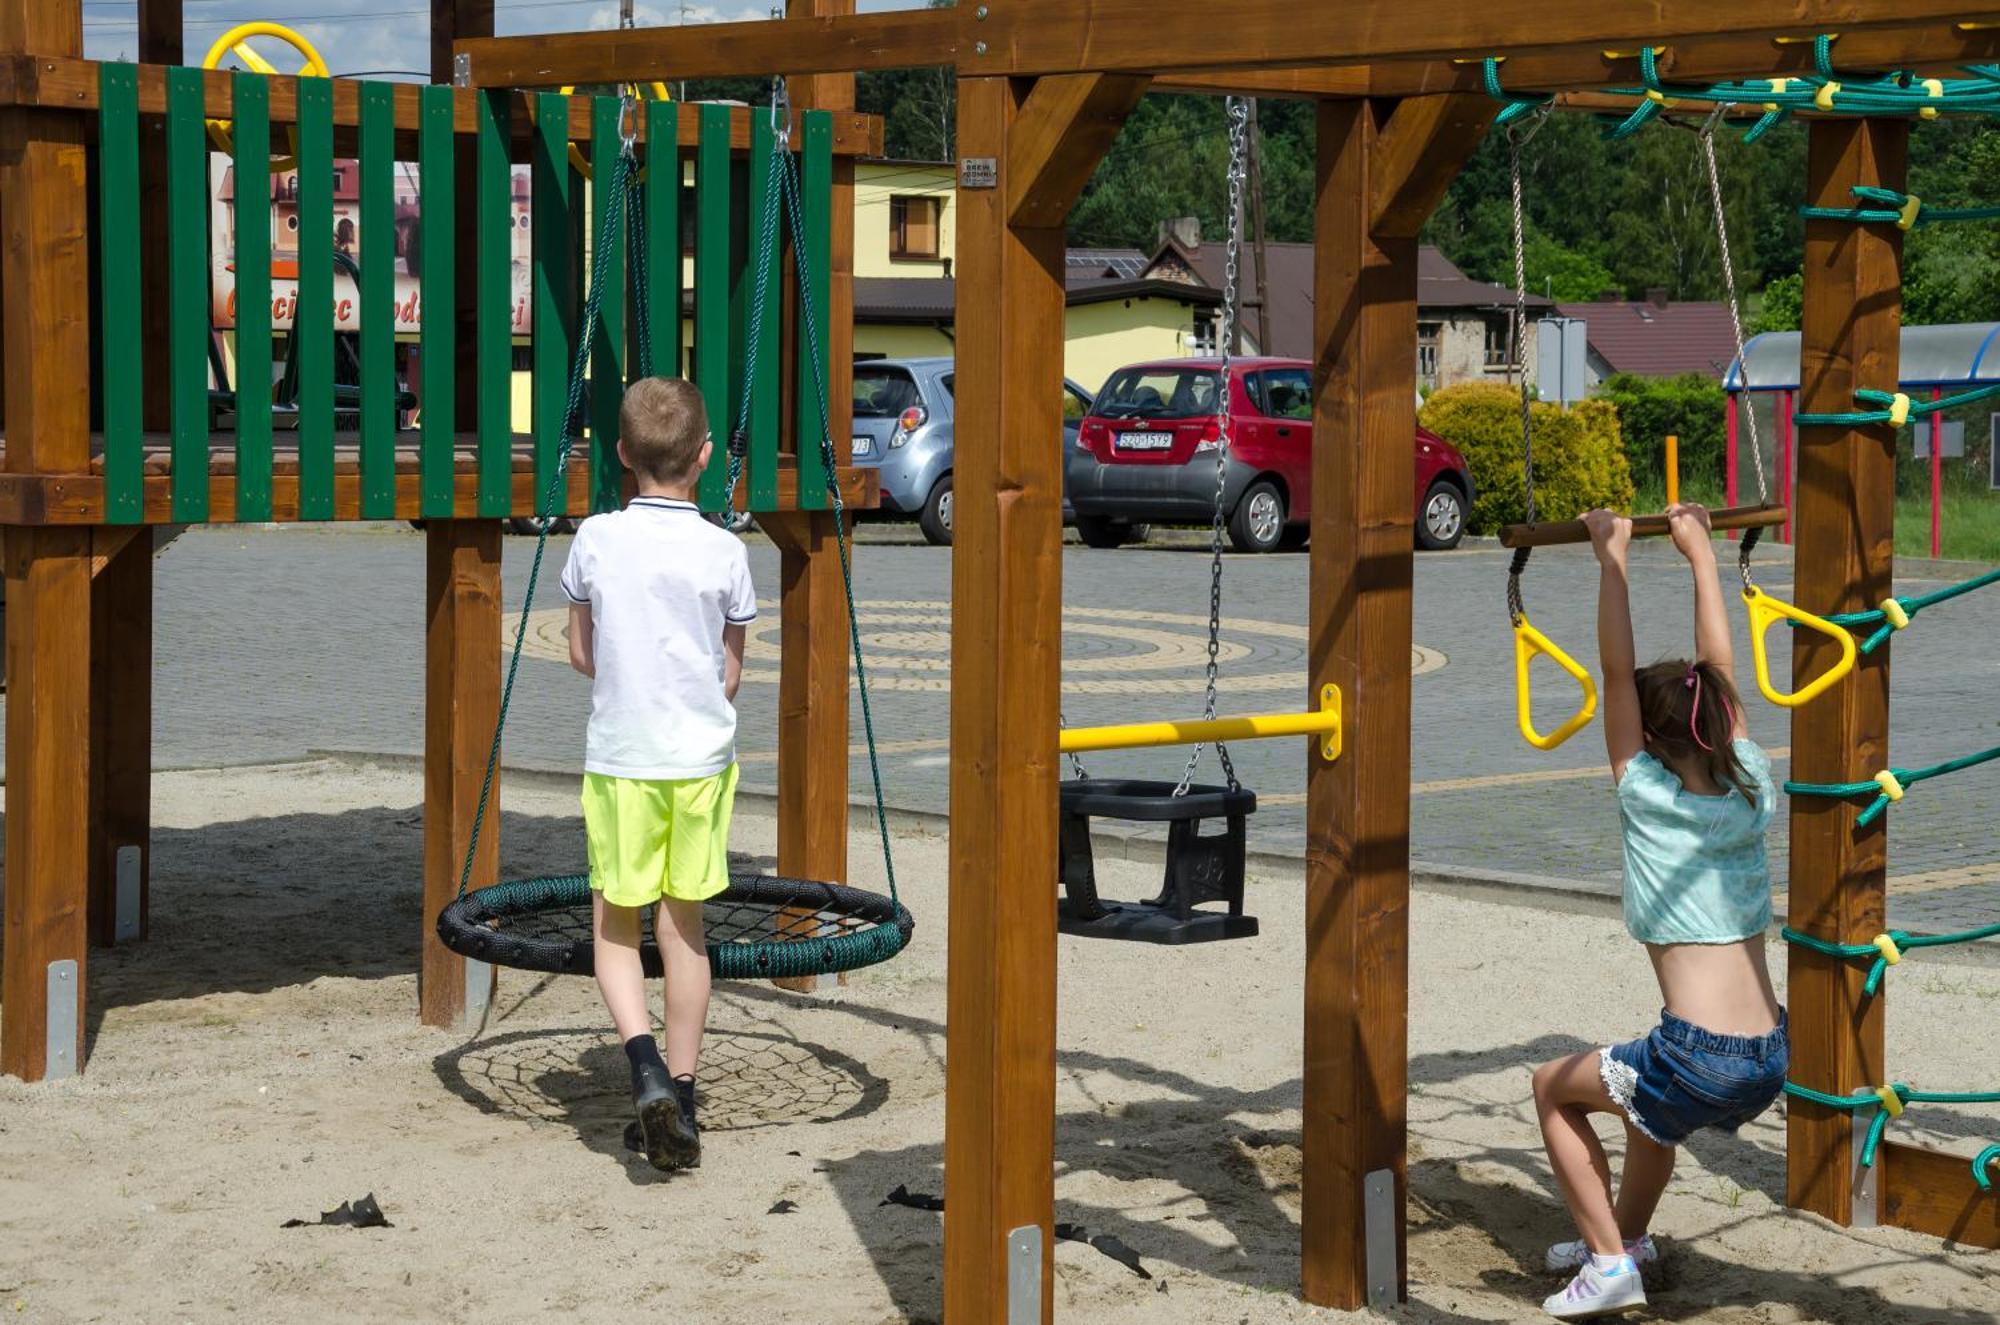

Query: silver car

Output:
[849, 356, 1093, 545]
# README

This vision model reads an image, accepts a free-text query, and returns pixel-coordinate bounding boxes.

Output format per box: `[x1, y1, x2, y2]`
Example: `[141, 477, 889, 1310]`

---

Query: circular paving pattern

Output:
[506, 599, 1446, 695]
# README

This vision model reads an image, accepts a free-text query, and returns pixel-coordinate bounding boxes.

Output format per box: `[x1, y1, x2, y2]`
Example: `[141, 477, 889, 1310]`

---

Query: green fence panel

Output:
[532, 92, 574, 514]
[418, 84, 456, 518]
[97, 64, 144, 525]
[590, 97, 627, 514]
[644, 100, 681, 381]
[165, 65, 211, 522]
[358, 82, 396, 518]
[476, 89, 512, 517]
[694, 102, 732, 512]
[746, 112, 779, 512]
[231, 72, 274, 522]
[796, 110, 833, 510]
[295, 77, 334, 520]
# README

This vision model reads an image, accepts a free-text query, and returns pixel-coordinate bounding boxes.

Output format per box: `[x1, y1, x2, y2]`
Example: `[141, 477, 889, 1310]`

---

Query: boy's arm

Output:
[1669, 503, 1747, 738]
[1585, 509, 1643, 781]
[722, 621, 746, 702]
[568, 602, 595, 678]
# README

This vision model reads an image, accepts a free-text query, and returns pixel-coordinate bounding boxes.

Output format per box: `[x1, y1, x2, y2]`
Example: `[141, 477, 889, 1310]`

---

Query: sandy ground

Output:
[1, 759, 1996, 1324]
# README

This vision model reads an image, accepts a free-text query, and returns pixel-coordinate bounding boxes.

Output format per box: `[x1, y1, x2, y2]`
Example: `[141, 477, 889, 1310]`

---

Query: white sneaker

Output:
[1543, 1259, 1648, 1319]
[1545, 1234, 1658, 1272]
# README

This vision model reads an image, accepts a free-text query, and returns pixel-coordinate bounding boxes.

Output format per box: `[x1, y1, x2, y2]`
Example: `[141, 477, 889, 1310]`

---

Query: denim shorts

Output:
[1600, 1009, 1789, 1146]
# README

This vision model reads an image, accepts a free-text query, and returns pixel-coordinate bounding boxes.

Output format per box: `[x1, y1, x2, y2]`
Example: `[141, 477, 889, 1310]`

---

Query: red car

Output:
[1067, 356, 1474, 552]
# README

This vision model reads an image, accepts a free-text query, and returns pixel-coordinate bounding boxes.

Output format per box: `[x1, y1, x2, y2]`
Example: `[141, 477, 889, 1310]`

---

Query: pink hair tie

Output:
[1686, 666, 1716, 752]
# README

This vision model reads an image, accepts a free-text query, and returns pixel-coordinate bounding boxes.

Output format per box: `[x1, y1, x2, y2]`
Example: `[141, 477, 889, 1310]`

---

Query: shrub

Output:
[1594, 373, 1728, 494]
[1419, 383, 1635, 532]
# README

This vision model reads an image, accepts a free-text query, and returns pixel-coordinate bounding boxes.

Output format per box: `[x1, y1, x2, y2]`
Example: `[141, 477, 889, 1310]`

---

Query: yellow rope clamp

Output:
[1921, 78, 1945, 120]
[1879, 598, 1911, 631]
[1896, 195, 1923, 231]
[1513, 616, 1599, 751]
[1873, 769, 1906, 802]
[1814, 82, 1841, 112]
[1742, 585, 1858, 708]
[1645, 88, 1675, 107]
[200, 21, 332, 173]
[1876, 1085, 1906, 1118]
[1873, 933, 1904, 966]
[1887, 392, 1913, 426]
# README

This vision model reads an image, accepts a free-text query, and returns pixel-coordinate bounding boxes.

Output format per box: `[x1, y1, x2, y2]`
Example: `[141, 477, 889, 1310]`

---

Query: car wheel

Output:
[1227, 481, 1287, 554]
[1417, 480, 1466, 551]
[1075, 515, 1140, 549]
[918, 474, 954, 546]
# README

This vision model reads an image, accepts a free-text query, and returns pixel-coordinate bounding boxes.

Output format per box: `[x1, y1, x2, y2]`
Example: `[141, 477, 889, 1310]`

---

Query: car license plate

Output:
[1116, 431, 1174, 452]
[851, 434, 874, 456]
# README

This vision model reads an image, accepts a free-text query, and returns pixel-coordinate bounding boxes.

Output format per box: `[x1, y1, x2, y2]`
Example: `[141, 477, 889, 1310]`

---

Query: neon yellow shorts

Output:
[582, 763, 739, 908]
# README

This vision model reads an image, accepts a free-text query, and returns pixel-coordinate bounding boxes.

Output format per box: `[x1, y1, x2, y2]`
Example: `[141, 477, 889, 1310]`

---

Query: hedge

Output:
[1419, 383, 1635, 533]
[1593, 372, 1728, 494]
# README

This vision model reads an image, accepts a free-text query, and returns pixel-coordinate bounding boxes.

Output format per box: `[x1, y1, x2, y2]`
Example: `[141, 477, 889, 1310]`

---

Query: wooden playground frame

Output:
[4, 0, 1998, 1319]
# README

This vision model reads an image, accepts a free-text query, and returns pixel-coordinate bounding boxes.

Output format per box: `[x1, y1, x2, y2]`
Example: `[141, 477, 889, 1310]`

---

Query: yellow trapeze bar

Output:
[1058, 685, 1342, 762]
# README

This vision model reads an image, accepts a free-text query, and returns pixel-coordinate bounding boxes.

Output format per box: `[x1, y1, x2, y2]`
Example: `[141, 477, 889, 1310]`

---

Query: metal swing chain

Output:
[1176, 95, 1252, 797]
[1504, 108, 1550, 627]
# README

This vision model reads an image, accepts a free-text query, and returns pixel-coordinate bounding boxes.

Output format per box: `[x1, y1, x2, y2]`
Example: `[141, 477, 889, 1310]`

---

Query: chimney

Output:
[1646, 286, 1670, 310]
[1157, 216, 1201, 250]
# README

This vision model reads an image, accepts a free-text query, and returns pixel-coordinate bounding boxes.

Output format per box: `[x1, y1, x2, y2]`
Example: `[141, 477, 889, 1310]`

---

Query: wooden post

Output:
[1, 0, 92, 1082]
[88, 528, 153, 946]
[432, 0, 494, 85]
[1784, 115, 1905, 1227]
[422, 519, 502, 1028]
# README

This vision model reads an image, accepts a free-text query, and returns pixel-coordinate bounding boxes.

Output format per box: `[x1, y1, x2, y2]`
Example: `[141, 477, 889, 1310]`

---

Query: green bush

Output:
[1420, 383, 1635, 532]
[1594, 373, 1728, 494]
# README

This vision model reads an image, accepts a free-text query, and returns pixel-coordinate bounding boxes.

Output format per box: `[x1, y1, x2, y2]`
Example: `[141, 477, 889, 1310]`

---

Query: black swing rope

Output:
[436, 93, 911, 983]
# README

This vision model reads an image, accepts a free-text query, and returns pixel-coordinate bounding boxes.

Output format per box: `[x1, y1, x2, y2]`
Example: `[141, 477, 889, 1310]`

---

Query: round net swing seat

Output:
[437, 872, 914, 982]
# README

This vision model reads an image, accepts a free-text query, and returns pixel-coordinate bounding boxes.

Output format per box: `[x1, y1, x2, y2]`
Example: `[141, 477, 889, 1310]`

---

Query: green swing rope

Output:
[1792, 383, 2000, 430]
[1801, 184, 2000, 229]
[1804, 566, 2000, 655]
[1783, 743, 2000, 828]
[1782, 1081, 2000, 1178]
[1781, 921, 2000, 997]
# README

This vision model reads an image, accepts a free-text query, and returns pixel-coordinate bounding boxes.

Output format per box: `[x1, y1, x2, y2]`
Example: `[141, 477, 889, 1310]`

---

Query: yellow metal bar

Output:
[1058, 685, 1343, 761]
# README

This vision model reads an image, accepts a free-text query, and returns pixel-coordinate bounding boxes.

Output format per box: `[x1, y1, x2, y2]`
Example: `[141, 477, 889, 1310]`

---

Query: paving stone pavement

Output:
[31, 521, 2000, 941]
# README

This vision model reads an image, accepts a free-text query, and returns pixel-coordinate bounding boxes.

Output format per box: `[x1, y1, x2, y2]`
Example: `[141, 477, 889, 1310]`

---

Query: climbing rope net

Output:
[1488, 33, 2000, 1189]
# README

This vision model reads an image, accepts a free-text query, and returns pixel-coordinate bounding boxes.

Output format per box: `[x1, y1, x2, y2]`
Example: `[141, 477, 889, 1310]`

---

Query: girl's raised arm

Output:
[1585, 509, 1643, 781]
[1669, 503, 1748, 739]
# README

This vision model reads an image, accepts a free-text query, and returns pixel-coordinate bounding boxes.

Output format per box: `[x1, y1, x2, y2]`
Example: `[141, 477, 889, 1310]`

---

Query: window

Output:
[1062, 385, 1091, 421]
[1188, 315, 1218, 355]
[853, 365, 922, 418]
[1417, 322, 1441, 387]
[1094, 367, 1222, 421]
[1484, 317, 1517, 370]
[890, 195, 941, 261]
[1255, 368, 1312, 421]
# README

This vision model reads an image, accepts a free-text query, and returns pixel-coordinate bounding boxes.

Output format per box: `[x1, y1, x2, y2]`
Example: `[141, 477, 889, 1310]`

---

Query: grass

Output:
[1626, 477, 2000, 564]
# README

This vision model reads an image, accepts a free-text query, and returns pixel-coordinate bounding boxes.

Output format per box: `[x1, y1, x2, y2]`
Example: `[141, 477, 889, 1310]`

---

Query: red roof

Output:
[1556, 299, 1740, 379]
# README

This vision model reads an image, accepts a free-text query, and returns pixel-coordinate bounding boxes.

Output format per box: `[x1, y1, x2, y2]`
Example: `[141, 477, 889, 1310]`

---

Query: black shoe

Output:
[632, 1059, 699, 1172]
[674, 1074, 702, 1170]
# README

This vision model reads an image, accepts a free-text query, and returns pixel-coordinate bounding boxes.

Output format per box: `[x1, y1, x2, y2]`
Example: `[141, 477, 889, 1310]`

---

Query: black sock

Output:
[624, 1035, 668, 1094]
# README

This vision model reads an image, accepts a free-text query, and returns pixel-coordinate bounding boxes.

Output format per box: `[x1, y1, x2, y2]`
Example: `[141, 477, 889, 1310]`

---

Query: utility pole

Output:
[1246, 98, 1273, 356]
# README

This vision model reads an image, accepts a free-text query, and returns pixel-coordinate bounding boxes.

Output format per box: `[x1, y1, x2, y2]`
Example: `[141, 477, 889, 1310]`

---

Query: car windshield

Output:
[1094, 367, 1221, 420]
[853, 367, 923, 418]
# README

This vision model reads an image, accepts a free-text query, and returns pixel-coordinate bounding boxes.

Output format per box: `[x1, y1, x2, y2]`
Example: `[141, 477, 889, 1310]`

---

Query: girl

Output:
[1533, 504, 1789, 1320]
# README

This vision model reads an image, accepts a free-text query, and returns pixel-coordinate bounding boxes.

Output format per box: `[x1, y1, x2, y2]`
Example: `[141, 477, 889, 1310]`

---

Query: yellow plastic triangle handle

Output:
[1742, 585, 1859, 708]
[1514, 616, 1598, 751]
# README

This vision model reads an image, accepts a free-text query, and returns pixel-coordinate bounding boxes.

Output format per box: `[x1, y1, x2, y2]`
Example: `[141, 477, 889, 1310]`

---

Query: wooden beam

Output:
[1369, 94, 1494, 238]
[1302, 95, 1424, 1310]
[1007, 74, 1151, 229]
[432, 0, 493, 86]
[1784, 114, 1905, 1228]
[1878, 1140, 2000, 1248]
[422, 519, 502, 1030]
[87, 526, 152, 948]
[1499, 502, 1789, 548]
[944, 74, 1067, 1325]
[137, 0, 180, 63]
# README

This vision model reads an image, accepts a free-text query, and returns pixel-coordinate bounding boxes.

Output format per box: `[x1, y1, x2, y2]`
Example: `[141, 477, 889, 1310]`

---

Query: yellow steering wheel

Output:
[202, 21, 332, 174]
[558, 82, 674, 178]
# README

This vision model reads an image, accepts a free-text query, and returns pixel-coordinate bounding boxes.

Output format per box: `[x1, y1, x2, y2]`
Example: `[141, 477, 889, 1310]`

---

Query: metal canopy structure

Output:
[1728, 322, 2000, 390]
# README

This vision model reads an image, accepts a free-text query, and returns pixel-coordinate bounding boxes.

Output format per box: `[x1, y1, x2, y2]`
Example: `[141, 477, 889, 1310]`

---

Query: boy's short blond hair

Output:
[620, 377, 710, 484]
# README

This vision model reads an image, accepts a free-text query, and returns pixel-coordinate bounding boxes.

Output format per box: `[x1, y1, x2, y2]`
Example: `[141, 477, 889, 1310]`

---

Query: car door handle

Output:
[1275, 426, 1293, 437]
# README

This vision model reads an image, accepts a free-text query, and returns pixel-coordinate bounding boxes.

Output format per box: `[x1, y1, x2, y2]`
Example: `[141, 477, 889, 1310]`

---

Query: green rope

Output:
[1783, 1081, 2000, 1175]
[1808, 566, 2000, 654]
[1783, 743, 2000, 828]
[1978, 1144, 2000, 1192]
[1782, 921, 2000, 996]
[1801, 185, 2000, 228]
[1793, 382, 2000, 429]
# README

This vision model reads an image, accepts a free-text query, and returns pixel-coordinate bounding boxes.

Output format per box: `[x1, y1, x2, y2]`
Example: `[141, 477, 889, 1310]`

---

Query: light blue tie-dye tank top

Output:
[1615, 738, 1776, 945]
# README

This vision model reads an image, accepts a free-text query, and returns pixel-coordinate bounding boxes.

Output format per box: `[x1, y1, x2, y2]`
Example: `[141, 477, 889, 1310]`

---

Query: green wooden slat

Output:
[795, 111, 834, 511]
[532, 91, 574, 513]
[231, 72, 273, 522]
[644, 100, 681, 381]
[296, 77, 334, 520]
[694, 102, 732, 513]
[165, 65, 211, 522]
[97, 64, 144, 525]
[590, 97, 626, 514]
[418, 84, 456, 519]
[746, 112, 779, 512]
[476, 90, 512, 517]
[357, 82, 396, 519]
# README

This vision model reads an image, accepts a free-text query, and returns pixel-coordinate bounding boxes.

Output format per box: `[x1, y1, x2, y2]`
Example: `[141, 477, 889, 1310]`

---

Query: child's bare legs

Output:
[592, 892, 652, 1041]
[1533, 1051, 1676, 1253]
[656, 896, 711, 1079]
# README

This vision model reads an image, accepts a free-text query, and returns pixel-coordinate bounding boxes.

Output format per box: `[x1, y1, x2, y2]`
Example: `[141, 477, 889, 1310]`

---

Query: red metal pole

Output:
[1931, 386, 1943, 559]
[1726, 390, 1740, 510]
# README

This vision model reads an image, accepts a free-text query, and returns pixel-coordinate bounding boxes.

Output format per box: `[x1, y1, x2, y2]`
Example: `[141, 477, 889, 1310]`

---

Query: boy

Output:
[559, 376, 756, 1172]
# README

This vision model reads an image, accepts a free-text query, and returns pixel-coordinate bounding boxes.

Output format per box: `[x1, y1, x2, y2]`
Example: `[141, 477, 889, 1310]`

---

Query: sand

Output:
[1, 759, 1996, 1323]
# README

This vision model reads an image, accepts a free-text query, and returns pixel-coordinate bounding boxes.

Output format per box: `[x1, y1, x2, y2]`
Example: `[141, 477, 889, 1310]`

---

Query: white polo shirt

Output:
[559, 497, 759, 781]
